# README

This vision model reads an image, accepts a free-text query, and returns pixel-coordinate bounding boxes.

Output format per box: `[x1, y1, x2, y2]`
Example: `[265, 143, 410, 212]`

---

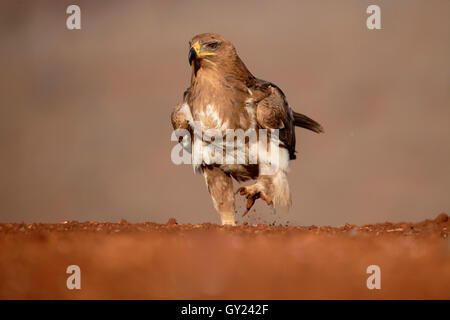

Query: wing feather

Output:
[252, 82, 297, 159]
[251, 80, 323, 160]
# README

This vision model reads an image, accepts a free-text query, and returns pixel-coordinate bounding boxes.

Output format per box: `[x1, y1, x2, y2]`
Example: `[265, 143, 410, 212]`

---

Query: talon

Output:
[236, 184, 274, 216]
[243, 194, 257, 216]
[235, 187, 245, 196]
[260, 191, 273, 206]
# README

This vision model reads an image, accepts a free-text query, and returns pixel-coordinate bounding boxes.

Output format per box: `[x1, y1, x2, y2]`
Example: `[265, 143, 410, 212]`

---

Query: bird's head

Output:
[187, 33, 253, 82]
[188, 33, 235, 67]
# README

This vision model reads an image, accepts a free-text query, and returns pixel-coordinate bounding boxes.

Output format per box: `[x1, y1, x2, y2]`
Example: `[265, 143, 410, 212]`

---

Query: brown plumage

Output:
[171, 33, 323, 225]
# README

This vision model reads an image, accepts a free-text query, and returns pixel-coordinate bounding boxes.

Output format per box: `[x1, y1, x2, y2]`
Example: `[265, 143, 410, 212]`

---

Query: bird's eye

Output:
[206, 41, 219, 49]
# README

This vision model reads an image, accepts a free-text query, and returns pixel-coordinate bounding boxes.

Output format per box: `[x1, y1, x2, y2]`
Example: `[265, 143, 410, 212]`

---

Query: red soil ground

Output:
[0, 213, 449, 299]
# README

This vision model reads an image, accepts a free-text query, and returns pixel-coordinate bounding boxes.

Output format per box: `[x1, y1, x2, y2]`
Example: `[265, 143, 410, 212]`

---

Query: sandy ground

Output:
[0, 213, 449, 299]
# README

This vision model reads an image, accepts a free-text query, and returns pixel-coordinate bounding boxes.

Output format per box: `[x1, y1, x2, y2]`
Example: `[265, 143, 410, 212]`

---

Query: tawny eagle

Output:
[171, 33, 323, 225]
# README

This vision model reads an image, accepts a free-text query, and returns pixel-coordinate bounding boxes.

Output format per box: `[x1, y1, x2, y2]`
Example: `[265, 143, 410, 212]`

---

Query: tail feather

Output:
[293, 111, 324, 133]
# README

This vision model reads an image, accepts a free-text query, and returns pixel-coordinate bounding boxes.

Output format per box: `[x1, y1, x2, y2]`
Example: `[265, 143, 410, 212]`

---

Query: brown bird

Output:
[171, 33, 323, 225]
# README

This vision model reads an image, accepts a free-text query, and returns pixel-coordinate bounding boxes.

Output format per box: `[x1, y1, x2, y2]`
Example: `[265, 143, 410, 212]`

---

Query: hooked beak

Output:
[188, 46, 197, 65]
[188, 42, 216, 65]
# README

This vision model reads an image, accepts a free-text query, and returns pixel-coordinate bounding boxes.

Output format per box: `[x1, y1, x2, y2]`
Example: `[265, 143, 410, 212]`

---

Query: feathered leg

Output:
[203, 165, 236, 225]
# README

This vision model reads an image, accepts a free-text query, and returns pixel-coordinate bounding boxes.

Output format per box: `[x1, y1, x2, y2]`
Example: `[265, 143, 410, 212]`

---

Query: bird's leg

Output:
[203, 165, 236, 226]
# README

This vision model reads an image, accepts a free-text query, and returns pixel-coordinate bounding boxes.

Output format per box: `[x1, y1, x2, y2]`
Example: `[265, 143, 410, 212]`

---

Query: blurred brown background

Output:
[0, 0, 449, 226]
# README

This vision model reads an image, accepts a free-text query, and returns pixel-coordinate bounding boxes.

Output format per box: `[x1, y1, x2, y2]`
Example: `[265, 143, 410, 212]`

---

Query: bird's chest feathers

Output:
[190, 78, 254, 131]
[192, 103, 230, 130]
